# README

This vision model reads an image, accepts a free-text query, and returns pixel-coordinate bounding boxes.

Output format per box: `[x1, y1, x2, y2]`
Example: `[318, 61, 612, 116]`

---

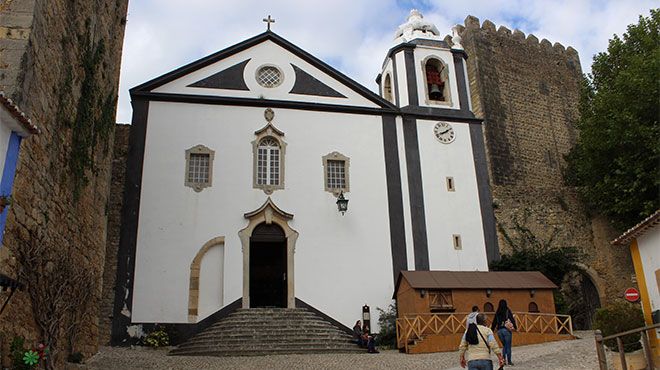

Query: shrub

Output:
[376, 302, 397, 349]
[593, 300, 645, 352]
[142, 327, 170, 348]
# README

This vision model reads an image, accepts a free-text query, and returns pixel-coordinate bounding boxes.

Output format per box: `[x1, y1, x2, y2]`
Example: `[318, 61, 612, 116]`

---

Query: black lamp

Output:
[336, 191, 349, 215]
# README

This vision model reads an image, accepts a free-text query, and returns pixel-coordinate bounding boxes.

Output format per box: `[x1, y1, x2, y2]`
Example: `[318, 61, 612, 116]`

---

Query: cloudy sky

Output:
[116, 1, 656, 123]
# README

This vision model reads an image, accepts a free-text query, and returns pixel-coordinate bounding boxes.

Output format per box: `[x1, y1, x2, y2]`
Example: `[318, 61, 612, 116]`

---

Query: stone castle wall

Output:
[457, 16, 635, 308]
[0, 0, 128, 363]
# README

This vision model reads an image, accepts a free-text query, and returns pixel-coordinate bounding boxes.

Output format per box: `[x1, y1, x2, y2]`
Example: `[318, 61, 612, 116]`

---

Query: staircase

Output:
[169, 308, 364, 356]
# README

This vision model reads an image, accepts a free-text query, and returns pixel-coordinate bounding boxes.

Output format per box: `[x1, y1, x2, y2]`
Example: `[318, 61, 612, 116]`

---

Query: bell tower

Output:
[378, 10, 471, 113]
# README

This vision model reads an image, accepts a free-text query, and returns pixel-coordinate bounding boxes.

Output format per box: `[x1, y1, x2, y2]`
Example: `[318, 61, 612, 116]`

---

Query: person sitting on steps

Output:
[353, 320, 364, 347]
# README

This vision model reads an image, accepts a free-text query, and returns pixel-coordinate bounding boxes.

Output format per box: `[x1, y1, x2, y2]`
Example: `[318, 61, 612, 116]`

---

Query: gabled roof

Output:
[0, 92, 40, 135]
[131, 31, 395, 109]
[611, 209, 660, 245]
[393, 270, 557, 298]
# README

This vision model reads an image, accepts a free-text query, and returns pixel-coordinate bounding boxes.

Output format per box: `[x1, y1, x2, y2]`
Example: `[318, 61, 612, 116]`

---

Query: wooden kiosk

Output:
[394, 271, 574, 353]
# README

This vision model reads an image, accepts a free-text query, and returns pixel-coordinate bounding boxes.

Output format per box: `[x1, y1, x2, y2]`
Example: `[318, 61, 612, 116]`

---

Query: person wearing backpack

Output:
[459, 313, 505, 370]
[491, 299, 517, 366]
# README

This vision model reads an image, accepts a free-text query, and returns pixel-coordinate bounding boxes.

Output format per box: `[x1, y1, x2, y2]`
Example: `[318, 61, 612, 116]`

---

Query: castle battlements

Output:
[447, 15, 579, 63]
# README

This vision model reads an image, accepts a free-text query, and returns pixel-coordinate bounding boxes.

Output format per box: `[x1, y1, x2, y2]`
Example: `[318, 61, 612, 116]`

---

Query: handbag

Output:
[504, 310, 515, 331]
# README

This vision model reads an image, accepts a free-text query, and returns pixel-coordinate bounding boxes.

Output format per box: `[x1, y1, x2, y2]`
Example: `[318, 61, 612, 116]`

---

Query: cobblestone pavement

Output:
[87, 331, 598, 370]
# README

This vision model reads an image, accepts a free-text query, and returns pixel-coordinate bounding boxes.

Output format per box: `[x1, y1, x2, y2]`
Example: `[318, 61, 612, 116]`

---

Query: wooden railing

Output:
[396, 312, 574, 353]
[594, 323, 660, 370]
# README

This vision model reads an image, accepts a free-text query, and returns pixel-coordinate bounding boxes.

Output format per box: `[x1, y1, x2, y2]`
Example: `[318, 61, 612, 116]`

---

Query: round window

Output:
[256, 66, 282, 88]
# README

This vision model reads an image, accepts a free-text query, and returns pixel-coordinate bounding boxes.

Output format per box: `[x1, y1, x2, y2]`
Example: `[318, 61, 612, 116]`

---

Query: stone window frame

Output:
[252, 123, 286, 194]
[383, 73, 394, 103]
[255, 64, 284, 88]
[184, 144, 215, 192]
[322, 151, 350, 196]
[421, 55, 452, 107]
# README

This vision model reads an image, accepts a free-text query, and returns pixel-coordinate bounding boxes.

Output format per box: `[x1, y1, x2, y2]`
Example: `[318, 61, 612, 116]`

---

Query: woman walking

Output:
[459, 313, 504, 369]
[491, 299, 517, 366]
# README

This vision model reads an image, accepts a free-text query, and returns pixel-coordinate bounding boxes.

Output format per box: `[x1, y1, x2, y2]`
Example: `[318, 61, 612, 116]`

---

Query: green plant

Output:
[376, 302, 397, 349]
[593, 300, 645, 352]
[142, 327, 170, 348]
[10, 336, 32, 370]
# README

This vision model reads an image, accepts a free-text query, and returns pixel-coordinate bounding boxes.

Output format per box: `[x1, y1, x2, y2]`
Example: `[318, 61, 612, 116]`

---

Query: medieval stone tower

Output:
[0, 0, 128, 364]
[455, 16, 635, 328]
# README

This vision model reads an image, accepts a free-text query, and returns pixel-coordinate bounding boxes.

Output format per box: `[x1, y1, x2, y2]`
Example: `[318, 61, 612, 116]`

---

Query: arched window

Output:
[484, 302, 494, 312]
[528, 302, 539, 313]
[257, 137, 280, 186]
[383, 74, 393, 103]
[424, 58, 449, 103]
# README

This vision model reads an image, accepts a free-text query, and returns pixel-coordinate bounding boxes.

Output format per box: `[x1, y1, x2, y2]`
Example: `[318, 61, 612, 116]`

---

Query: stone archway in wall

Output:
[188, 236, 225, 323]
[238, 198, 298, 309]
[562, 264, 605, 330]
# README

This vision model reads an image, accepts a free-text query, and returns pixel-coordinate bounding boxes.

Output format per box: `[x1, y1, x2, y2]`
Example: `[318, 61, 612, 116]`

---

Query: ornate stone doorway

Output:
[249, 223, 287, 307]
[239, 198, 298, 308]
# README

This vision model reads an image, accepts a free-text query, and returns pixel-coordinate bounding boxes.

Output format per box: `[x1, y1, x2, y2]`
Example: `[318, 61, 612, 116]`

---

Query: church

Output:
[112, 10, 498, 341]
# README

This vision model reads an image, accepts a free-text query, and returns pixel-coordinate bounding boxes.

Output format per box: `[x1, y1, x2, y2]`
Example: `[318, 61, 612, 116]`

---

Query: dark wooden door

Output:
[249, 223, 286, 307]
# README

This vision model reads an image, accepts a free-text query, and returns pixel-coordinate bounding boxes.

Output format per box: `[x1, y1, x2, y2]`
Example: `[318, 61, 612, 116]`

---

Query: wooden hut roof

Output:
[393, 270, 557, 298]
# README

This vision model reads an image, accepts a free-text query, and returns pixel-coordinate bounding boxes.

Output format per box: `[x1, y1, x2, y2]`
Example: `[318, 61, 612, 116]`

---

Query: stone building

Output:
[0, 0, 128, 365]
[456, 16, 636, 328]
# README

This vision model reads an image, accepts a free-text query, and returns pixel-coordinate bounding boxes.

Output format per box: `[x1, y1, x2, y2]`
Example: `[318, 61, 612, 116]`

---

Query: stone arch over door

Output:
[239, 197, 298, 308]
[188, 236, 225, 323]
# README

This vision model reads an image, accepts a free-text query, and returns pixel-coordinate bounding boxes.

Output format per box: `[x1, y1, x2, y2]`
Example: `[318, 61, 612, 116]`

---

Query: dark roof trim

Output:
[131, 31, 396, 110]
[132, 91, 483, 123]
[0, 92, 40, 135]
[612, 209, 660, 245]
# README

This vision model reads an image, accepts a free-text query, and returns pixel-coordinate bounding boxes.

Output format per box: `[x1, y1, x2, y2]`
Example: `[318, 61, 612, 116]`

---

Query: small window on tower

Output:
[453, 234, 462, 250]
[383, 73, 393, 103]
[425, 58, 449, 103]
[323, 152, 350, 195]
[446, 177, 455, 191]
[185, 145, 215, 192]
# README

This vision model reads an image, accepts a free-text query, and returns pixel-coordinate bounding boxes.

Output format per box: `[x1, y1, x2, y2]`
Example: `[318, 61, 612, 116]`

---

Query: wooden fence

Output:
[594, 323, 660, 370]
[396, 312, 573, 353]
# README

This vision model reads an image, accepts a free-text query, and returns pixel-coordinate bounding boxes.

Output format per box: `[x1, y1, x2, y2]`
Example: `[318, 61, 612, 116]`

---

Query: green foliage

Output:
[142, 327, 170, 348]
[593, 300, 645, 352]
[565, 9, 660, 229]
[376, 302, 397, 349]
[10, 336, 32, 370]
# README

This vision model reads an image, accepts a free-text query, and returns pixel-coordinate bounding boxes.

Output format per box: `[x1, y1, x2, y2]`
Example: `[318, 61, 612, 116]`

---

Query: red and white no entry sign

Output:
[624, 287, 640, 302]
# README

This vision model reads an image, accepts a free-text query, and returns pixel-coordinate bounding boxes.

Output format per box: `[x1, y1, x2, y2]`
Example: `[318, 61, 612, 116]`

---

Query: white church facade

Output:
[112, 11, 498, 342]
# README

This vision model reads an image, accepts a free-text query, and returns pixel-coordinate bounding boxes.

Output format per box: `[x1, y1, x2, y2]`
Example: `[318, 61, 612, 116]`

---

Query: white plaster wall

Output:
[416, 119, 488, 271]
[413, 47, 461, 110]
[395, 51, 409, 107]
[638, 227, 660, 313]
[153, 40, 378, 109]
[0, 120, 13, 177]
[198, 244, 224, 320]
[133, 102, 394, 328]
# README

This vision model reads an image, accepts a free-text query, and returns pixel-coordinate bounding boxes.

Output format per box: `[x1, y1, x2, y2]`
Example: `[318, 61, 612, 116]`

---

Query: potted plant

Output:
[593, 300, 646, 370]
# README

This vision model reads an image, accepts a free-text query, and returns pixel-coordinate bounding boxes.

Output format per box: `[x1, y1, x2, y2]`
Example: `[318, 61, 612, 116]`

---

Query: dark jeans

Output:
[497, 328, 512, 363]
[467, 359, 493, 370]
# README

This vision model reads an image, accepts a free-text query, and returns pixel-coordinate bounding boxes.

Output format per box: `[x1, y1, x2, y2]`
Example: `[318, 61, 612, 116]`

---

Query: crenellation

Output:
[540, 38, 552, 51]
[525, 34, 539, 45]
[464, 15, 480, 29]
[512, 29, 525, 40]
[553, 42, 565, 53]
[497, 25, 512, 36]
[481, 19, 496, 32]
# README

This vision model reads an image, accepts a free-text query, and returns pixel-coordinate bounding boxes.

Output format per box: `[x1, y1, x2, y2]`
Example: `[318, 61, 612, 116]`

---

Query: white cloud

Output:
[116, 1, 656, 122]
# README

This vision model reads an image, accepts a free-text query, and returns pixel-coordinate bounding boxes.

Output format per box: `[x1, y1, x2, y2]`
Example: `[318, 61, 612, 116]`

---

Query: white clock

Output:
[433, 121, 455, 144]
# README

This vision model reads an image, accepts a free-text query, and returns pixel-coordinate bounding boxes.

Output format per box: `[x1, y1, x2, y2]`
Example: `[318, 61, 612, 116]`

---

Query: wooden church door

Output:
[249, 223, 287, 307]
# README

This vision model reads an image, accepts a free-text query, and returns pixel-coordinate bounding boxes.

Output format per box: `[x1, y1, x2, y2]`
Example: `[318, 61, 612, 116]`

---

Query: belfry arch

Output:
[238, 198, 298, 308]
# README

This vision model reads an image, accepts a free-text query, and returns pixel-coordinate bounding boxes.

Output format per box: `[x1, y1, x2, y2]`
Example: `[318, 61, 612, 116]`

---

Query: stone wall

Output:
[457, 16, 635, 311]
[99, 123, 129, 345]
[0, 0, 128, 365]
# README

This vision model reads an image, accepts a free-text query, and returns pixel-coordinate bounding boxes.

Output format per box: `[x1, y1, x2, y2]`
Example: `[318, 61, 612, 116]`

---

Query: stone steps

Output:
[169, 307, 364, 356]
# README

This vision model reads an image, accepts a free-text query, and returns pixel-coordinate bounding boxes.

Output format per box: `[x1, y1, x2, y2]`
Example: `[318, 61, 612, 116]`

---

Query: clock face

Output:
[433, 122, 455, 144]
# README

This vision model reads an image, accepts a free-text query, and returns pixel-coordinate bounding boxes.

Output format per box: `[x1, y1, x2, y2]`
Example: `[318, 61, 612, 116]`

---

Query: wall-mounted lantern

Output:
[530, 289, 536, 298]
[420, 289, 427, 298]
[486, 288, 492, 297]
[336, 191, 349, 215]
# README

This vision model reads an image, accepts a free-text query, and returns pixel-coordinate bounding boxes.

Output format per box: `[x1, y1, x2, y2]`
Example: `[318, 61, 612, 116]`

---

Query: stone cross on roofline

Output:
[263, 15, 275, 31]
